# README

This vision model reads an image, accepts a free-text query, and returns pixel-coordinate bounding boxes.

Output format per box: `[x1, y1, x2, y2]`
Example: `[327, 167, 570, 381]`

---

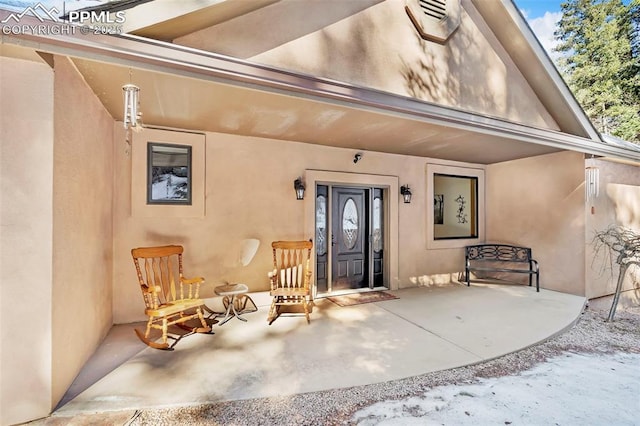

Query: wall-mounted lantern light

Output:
[400, 185, 412, 203]
[294, 177, 306, 200]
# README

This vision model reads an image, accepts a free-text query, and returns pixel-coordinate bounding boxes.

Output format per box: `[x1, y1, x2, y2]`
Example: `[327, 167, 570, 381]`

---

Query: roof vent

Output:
[420, 0, 447, 21]
[406, 0, 460, 44]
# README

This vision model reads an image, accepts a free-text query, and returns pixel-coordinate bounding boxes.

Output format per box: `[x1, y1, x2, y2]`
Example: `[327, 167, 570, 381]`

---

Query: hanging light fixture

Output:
[294, 177, 305, 200]
[400, 185, 412, 204]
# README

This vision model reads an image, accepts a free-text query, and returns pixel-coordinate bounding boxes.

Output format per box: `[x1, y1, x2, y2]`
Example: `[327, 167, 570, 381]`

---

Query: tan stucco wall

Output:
[51, 57, 115, 408]
[175, 0, 558, 131]
[485, 151, 586, 295]
[585, 158, 640, 299]
[112, 127, 482, 323]
[0, 56, 54, 425]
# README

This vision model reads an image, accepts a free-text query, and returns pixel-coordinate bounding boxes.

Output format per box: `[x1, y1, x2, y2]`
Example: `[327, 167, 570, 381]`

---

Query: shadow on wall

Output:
[213, 238, 261, 285]
[316, 6, 385, 90]
[607, 183, 640, 228]
[401, 31, 451, 103]
[588, 281, 640, 310]
[400, 18, 501, 115]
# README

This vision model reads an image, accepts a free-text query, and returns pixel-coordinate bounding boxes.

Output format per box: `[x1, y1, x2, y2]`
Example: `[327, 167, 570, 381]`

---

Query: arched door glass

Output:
[342, 198, 359, 249]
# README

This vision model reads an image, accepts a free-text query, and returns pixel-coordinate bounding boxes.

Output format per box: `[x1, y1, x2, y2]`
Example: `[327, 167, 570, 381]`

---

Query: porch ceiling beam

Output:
[2, 12, 639, 163]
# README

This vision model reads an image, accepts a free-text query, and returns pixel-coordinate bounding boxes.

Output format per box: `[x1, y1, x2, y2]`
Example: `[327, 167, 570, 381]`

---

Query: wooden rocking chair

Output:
[268, 240, 313, 325]
[131, 245, 211, 349]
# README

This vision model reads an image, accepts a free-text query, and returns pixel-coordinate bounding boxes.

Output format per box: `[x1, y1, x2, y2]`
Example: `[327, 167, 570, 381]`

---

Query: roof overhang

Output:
[2, 10, 639, 165]
[123, 0, 279, 40]
[472, 0, 601, 141]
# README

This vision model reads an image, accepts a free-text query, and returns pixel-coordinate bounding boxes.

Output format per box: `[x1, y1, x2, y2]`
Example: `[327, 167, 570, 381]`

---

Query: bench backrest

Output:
[466, 244, 532, 262]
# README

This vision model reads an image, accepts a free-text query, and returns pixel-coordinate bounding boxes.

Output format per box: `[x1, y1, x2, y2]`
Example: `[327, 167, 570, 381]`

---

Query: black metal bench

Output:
[465, 244, 539, 291]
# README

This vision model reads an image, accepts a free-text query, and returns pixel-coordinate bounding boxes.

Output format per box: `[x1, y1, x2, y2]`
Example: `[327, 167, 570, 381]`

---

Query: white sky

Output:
[523, 10, 564, 62]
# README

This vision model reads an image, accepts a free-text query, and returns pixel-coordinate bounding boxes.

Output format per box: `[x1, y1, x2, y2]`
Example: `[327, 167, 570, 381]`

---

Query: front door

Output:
[331, 187, 369, 291]
[315, 184, 385, 295]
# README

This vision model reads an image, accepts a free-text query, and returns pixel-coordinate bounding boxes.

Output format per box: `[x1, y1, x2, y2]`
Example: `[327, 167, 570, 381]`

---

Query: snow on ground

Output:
[352, 351, 640, 425]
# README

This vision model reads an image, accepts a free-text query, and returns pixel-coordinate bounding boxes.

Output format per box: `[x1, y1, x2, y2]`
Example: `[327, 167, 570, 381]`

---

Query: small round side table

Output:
[213, 283, 256, 325]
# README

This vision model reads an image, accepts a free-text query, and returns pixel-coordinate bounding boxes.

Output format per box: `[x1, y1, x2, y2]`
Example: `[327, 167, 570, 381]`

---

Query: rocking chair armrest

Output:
[268, 269, 278, 289]
[181, 276, 205, 285]
[144, 285, 162, 294]
[180, 276, 204, 299]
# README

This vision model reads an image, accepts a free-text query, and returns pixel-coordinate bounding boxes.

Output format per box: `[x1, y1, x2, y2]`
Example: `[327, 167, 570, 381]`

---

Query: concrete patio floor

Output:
[53, 283, 586, 417]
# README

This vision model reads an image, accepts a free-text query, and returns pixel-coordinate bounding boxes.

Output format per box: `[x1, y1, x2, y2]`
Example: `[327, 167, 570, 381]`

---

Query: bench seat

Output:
[465, 244, 539, 292]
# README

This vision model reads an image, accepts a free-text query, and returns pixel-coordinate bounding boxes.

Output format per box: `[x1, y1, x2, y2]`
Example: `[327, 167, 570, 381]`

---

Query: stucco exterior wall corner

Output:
[0, 56, 54, 426]
[585, 158, 640, 300]
[51, 55, 115, 410]
[485, 151, 586, 296]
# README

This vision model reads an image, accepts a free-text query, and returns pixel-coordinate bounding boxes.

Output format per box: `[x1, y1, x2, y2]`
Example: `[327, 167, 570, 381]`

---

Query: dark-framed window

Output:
[147, 142, 192, 205]
[433, 173, 478, 240]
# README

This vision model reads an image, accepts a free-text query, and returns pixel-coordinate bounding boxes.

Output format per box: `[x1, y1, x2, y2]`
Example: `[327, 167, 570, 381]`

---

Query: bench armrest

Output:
[530, 259, 539, 272]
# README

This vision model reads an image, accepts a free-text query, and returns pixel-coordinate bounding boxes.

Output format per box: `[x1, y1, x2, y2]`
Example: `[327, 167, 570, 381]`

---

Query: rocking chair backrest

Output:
[271, 240, 313, 291]
[132, 245, 185, 309]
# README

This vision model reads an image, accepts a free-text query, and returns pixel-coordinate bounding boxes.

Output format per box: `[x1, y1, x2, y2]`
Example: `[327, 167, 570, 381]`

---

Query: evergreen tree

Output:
[554, 0, 640, 142]
[627, 0, 640, 99]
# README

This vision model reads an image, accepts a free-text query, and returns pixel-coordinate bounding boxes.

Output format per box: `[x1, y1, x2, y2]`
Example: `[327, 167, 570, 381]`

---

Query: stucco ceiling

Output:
[58, 0, 603, 164]
[3, 0, 611, 164]
[73, 56, 560, 164]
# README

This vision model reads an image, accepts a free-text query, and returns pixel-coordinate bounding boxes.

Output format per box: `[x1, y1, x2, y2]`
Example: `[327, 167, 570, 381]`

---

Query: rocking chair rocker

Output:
[268, 240, 313, 324]
[131, 245, 212, 349]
